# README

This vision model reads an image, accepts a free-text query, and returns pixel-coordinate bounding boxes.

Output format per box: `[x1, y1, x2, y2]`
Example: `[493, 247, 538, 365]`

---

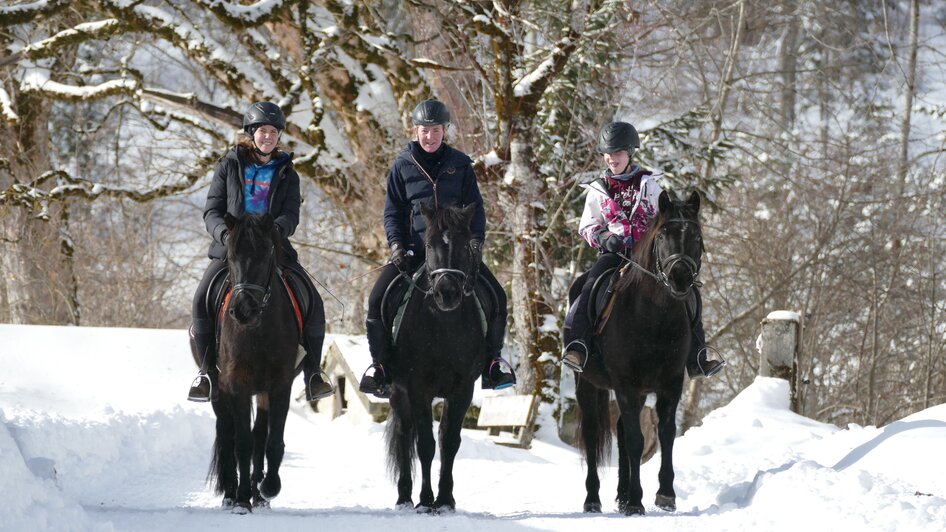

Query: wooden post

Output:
[759, 311, 801, 413]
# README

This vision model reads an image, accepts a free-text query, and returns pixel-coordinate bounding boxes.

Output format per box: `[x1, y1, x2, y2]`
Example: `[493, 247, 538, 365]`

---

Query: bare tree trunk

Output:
[896, 0, 919, 193]
[778, 1, 800, 129]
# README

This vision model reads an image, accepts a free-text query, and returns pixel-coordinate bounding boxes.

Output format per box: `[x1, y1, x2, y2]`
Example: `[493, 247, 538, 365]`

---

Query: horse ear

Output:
[687, 190, 701, 213]
[460, 203, 477, 226]
[224, 213, 236, 231]
[658, 190, 671, 212]
[260, 213, 274, 232]
[420, 202, 435, 220]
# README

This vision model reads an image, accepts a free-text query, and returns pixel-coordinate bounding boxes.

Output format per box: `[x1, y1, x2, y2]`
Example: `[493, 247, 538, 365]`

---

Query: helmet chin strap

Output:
[251, 131, 280, 158]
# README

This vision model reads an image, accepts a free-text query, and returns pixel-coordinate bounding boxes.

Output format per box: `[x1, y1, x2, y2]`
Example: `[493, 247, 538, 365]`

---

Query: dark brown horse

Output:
[385, 203, 488, 513]
[191, 213, 301, 513]
[573, 190, 704, 515]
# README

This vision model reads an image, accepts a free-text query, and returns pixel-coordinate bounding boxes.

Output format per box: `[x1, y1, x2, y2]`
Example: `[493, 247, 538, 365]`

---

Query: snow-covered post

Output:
[758, 310, 801, 413]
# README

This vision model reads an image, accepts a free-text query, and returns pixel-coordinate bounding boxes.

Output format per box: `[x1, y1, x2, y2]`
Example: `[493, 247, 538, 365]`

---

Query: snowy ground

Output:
[1, 324, 944, 532]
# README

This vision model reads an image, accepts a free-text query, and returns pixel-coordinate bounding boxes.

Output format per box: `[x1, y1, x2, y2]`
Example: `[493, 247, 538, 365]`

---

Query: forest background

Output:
[2, 0, 944, 432]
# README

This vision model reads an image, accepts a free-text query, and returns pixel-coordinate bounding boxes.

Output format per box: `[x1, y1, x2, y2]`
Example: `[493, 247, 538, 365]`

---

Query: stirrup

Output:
[689, 346, 726, 378]
[561, 340, 588, 373]
[359, 364, 392, 398]
[187, 373, 213, 403]
[483, 357, 516, 390]
[306, 371, 335, 402]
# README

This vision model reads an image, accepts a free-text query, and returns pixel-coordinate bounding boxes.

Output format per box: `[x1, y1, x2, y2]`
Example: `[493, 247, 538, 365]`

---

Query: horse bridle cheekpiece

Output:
[229, 242, 277, 317]
[654, 217, 702, 298]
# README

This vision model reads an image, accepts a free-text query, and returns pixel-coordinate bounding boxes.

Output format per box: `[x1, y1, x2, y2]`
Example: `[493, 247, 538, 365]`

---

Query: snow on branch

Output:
[194, 0, 298, 26]
[0, 154, 221, 220]
[0, 0, 70, 27]
[0, 86, 18, 124]
[0, 19, 123, 68]
[21, 70, 139, 101]
[512, 36, 575, 99]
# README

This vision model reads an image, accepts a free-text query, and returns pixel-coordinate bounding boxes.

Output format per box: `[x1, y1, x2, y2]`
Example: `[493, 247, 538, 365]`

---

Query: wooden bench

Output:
[476, 394, 538, 449]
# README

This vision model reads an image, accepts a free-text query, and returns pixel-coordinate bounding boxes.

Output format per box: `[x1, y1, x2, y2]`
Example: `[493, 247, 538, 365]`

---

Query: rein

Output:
[618, 217, 702, 297]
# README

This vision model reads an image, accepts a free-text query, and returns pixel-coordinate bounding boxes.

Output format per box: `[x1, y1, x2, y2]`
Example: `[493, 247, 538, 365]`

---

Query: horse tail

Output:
[206, 434, 227, 495]
[576, 378, 612, 467]
[384, 388, 416, 481]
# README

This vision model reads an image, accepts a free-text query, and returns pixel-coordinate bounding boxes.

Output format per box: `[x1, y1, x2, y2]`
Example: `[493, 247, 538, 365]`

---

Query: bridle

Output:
[623, 216, 702, 298]
[423, 231, 476, 298]
[229, 241, 277, 318]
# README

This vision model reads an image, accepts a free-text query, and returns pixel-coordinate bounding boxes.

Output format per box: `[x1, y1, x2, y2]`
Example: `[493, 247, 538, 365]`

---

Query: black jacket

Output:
[203, 146, 301, 262]
[383, 142, 486, 252]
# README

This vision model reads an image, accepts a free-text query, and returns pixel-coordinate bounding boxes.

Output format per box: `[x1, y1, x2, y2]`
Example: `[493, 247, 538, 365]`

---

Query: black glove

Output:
[389, 242, 409, 272]
[469, 239, 483, 266]
[220, 229, 229, 245]
[598, 232, 625, 253]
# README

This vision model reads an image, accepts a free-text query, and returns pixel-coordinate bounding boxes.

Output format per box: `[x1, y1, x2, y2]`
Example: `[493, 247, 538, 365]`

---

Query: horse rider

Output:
[561, 121, 726, 378]
[358, 98, 517, 397]
[187, 101, 334, 403]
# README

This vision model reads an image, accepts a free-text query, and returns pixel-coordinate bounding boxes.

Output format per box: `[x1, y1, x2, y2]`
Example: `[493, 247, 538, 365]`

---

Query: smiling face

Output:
[416, 124, 445, 153]
[603, 150, 631, 174]
[253, 125, 280, 155]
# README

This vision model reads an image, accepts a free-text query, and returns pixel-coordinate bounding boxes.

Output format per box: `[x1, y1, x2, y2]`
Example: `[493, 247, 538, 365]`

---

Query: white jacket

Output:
[578, 168, 662, 250]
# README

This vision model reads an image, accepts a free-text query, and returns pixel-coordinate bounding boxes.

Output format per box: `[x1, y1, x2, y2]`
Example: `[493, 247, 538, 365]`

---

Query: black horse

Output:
[573, 190, 704, 515]
[385, 203, 488, 513]
[192, 213, 302, 513]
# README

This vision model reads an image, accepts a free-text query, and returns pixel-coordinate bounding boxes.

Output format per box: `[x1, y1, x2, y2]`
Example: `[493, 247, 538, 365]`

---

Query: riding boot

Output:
[359, 318, 392, 398]
[188, 329, 218, 402]
[481, 313, 516, 390]
[685, 299, 726, 378]
[302, 333, 334, 402]
[562, 339, 589, 373]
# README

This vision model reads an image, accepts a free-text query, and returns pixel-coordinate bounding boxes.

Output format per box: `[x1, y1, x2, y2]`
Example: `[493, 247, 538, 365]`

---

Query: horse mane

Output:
[424, 204, 473, 242]
[614, 195, 699, 293]
[227, 214, 284, 265]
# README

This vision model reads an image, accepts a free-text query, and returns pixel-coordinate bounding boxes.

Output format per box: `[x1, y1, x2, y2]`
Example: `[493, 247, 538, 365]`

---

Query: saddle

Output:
[380, 266, 491, 347]
[564, 266, 622, 335]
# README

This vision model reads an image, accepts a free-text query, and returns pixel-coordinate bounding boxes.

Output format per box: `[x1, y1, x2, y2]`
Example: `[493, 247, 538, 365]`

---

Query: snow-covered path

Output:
[2, 324, 944, 531]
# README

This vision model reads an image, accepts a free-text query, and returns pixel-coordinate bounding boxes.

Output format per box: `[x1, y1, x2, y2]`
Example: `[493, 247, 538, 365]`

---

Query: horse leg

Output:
[576, 379, 608, 513]
[210, 397, 237, 508]
[231, 394, 255, 513]
[614, 391, 646, 515]
[653, 391, 681, 511]
[616, 415, 629, 513]
[414, 398, 436, 512]
[387, 387, 416, 510]
[259, 387, 290, 502]
[251, 394, 270, 508]
[434, 392, 472, 512]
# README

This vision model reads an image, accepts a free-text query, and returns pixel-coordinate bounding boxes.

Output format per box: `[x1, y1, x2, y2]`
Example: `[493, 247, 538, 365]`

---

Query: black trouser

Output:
[191, 258, 325, 362]
[366, 259, 508, 360]
[564, 252, 624, 346]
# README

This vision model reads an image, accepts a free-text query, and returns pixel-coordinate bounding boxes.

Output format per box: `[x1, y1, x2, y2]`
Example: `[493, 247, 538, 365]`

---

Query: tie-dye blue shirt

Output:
[243, 157, 282, 214]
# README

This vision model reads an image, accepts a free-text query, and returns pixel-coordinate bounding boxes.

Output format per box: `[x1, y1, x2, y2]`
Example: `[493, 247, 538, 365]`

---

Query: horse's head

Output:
[650, 190, 703, 300]
[421, 203, 478, 312]
[225, 213, 280, 327]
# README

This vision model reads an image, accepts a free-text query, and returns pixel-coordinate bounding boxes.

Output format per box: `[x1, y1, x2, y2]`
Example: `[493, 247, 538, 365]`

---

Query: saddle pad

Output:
[385, 268, 489, 347]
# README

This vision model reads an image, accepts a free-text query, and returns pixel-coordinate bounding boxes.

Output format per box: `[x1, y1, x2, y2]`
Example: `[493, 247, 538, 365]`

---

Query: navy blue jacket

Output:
[203, 146, 301, 262]
[383, 142, 487, 252]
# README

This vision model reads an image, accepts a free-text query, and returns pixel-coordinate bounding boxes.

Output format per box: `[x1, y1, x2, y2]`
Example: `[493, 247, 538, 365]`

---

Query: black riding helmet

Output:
[411, 99, 450, 126]
[243, 101, 286, 135]
[597, 121, 640, 155]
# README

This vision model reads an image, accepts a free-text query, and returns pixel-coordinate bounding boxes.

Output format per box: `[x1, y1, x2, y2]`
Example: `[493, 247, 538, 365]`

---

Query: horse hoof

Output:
[231, 501, 252, 514]
[414, 503, 434, 514]
[252, 496, 270, 509]
[260, 474, 281, 500]
[220, 497, 235, 509]
[583, 502, 602, 513]
[624, 504, 645, 516]
[434, 502, 456, 514]
[394, 500, 414, 511]
[655, 494, 676, 512]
